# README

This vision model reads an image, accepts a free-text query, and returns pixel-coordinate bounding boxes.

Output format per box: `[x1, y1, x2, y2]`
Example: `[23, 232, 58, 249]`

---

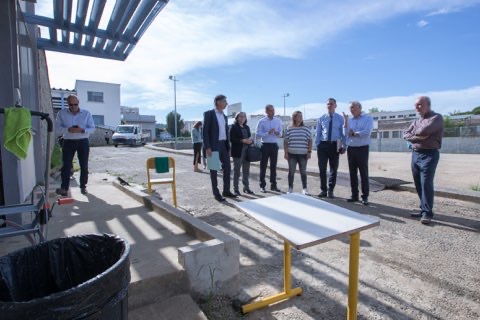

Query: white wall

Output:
[75, 80, 121, 128]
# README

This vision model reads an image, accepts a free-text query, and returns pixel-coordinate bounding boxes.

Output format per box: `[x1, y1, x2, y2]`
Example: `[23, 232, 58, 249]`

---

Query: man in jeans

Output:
[255, 104, 283, 193]
[404, 96, 444, 225]
[315, 98, 345, 198]
[55, 95, 95, 195]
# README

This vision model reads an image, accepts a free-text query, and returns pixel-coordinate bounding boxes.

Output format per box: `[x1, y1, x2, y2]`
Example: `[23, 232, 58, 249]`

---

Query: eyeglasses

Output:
[69, 104, 78, 106]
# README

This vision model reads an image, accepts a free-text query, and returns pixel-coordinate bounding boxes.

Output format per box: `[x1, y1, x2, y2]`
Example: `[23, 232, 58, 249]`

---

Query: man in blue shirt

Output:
[255, 104, 283, 192]
[315, 98, 345, 198]
[343, 101, 374, 205]
[55, 95, 95, 196]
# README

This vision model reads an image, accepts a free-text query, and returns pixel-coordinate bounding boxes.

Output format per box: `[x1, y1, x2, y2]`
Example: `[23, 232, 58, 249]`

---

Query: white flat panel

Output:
[236, 193, 380, 250]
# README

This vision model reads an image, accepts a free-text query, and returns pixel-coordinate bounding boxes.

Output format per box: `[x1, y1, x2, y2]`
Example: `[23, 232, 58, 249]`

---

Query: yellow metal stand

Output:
[347, 232, 360, 320]
[242, 241, 303, 314]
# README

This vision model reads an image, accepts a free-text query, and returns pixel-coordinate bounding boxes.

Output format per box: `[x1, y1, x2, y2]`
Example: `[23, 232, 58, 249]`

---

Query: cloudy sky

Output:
[38, 0, 480, 122]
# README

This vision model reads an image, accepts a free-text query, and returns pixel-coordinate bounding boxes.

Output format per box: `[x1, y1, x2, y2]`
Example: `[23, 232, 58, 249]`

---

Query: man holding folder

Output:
[203, 94, 237, 201]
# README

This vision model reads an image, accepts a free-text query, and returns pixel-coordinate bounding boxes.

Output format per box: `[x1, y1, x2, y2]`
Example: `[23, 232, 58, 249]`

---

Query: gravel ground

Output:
[90, 146, 480, 320]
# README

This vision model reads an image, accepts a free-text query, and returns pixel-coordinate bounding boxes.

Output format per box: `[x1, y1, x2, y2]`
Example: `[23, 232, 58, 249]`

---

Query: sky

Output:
[38, 0, 480, 122]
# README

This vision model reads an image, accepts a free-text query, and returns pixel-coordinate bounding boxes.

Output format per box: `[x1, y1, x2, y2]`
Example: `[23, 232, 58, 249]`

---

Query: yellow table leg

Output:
[347, 232, 360, 320]
[242, 241, 303, 314]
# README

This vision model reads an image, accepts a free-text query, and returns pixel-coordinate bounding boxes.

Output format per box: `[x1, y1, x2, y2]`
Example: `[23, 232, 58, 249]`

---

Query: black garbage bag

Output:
[0, 233, 130, 320]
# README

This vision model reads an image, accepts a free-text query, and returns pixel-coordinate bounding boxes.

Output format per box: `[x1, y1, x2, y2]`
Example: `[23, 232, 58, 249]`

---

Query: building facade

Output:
[121, 106, 156, 141]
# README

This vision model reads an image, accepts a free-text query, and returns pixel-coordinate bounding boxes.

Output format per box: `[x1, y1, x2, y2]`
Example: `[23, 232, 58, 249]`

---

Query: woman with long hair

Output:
[284, 111, 312, 195]
[191, 121, 203, 172]
[229, 112, 254, 195]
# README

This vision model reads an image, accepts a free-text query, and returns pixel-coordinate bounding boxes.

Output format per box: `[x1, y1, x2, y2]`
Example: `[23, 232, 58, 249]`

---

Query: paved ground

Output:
[2, 147, 480, 320]
[86, 145, 479, 320]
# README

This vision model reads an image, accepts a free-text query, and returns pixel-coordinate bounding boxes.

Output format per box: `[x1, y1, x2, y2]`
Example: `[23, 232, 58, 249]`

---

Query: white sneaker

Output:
[287, 187, 293, 193]
[302, 188, 310, 196]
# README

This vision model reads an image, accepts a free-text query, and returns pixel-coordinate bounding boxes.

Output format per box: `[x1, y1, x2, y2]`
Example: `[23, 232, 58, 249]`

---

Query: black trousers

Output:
[317, 141, 339, 192]
[259, 143, 279, 188]
[193, 142, 202, 165]
[209, 141, 231, 196]
[347, 145, 370, 199]
[61, 139, 90, 190]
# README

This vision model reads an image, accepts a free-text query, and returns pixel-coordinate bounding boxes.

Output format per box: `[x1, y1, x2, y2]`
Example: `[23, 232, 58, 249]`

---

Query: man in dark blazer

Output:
[203, 94, 237, 201]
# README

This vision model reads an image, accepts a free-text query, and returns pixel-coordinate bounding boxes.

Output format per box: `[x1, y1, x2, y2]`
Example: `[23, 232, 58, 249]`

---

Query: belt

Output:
[348, 145, 368, 148]
[413, 148, 436, 152]
[320, 141, 337, 144]
[262, 142, 277, 144]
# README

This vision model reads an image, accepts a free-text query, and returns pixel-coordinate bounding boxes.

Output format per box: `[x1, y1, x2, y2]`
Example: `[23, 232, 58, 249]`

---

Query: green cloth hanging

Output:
[3, 107, 32, 159]
[155, 157, 169, 173]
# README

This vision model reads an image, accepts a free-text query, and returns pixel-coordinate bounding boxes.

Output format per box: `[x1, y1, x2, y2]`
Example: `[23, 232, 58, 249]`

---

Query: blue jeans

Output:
[61, 138, 90, 190]
[411, 149, 440, 218]
[287, 153, 308, 189]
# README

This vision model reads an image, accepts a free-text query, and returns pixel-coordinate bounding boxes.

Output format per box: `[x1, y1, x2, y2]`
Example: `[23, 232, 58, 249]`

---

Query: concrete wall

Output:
[116, 182, 240, 297]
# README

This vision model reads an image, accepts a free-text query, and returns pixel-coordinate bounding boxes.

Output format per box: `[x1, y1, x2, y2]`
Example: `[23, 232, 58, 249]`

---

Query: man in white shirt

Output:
[255, 104, 283, 193]
[55, 95, 95, 195]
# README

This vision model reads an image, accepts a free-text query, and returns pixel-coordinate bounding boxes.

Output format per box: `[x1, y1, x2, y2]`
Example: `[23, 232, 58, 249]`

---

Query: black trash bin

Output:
[0, 233, 130, 320]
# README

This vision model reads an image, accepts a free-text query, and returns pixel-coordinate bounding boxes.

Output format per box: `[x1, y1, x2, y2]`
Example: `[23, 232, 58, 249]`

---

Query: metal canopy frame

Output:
[22, 0, 168, 61]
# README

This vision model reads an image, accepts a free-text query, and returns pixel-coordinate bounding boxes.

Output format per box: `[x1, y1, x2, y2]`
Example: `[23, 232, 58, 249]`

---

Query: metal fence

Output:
[443, 126, 480, 137]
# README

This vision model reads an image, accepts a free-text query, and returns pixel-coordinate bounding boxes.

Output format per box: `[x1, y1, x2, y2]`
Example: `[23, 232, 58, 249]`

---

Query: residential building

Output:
[75, 80, 121, 128]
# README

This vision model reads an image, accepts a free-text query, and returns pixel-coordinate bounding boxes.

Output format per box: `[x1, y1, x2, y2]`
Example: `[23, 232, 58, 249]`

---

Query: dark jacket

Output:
[203, 109, 229, 152]
[229, 123, 251, 158]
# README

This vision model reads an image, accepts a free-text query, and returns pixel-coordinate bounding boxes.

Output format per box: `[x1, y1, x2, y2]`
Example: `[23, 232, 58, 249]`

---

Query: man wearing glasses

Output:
[55, 94, 95, 196]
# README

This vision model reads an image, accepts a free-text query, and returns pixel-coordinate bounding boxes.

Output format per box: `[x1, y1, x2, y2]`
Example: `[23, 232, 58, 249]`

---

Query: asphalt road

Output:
[89, 146, 480, 320]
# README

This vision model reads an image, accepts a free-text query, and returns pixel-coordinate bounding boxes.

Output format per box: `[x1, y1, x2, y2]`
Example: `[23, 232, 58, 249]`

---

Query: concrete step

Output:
[129, 294, 208, 320]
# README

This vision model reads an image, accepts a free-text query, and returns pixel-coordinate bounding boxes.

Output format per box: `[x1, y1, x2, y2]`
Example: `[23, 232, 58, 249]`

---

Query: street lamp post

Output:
[282, 93, 290, 116]
[169, 75, 178, 149]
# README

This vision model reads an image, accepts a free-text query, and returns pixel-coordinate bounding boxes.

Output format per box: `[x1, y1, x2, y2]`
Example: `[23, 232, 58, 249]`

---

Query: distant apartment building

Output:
[121, 106, 156, 141]
[368, 110, 418, 139]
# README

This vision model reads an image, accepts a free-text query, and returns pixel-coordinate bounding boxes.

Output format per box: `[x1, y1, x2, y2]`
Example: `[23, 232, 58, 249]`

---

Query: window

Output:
[409, 114, 416, 117]
[92, 115, 104, 125]
[392, 131, 400, 138]
[389, 115, 396, 119]
[398, 115, 404, 118]
[88, 91, 104, 102]
[371, 131, 378, 138]
[381, 116, 387, 119]
[382, 131, 389, 138]
[373, 117, 378, 120]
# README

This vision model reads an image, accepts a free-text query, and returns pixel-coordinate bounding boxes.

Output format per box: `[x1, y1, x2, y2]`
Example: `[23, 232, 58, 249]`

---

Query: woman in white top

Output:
[284, 111, 312, 195]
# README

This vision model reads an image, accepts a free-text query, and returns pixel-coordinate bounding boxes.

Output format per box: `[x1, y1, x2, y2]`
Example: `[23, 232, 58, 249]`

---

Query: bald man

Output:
[404, 96, 444, 225]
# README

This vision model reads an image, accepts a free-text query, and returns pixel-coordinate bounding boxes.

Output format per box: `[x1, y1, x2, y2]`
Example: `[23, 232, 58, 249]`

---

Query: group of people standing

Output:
[52, 93, 442, 226]
[197, 95, 375, 204]
[197, 94, 443, 225]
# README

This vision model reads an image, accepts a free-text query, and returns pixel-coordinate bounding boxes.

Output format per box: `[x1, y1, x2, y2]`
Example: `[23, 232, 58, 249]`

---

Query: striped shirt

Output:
[285, 126, 312, 154]
[344, 112, 373, 147]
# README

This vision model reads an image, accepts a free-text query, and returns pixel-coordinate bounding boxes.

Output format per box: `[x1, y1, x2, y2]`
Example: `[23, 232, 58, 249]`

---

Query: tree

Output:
[166, 111, 184, 137]
[473, 106, 480, 115]
[368, 107, 379, 113]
